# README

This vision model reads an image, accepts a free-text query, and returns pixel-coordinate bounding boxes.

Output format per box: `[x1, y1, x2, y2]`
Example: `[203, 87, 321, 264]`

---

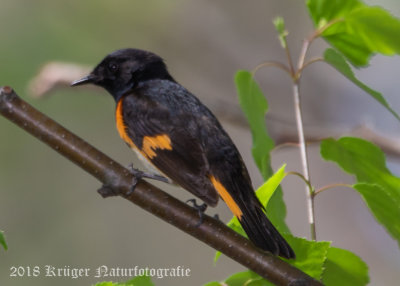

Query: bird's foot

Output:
[213, 213, 221, 221]
[186, 199, 208, 227]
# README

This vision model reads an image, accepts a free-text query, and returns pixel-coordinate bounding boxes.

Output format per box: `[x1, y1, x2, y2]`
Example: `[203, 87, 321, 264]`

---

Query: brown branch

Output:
[0, 86, 322, 286]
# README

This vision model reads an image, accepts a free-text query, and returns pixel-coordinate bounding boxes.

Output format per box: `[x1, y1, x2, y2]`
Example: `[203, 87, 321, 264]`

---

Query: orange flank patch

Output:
[142, 134, 172, 159]
[209, 176, 243, 219]
[116, 99, 172, 159]
[116, 99, 135, 148]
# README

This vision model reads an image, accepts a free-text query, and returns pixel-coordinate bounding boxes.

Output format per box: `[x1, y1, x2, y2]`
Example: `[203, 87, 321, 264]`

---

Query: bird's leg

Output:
[186, 199, 208, 227]
[128, 164, 171, 184]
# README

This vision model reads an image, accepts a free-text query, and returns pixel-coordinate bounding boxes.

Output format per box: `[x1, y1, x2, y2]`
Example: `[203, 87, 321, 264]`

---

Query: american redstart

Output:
[71, 48, 295, 259]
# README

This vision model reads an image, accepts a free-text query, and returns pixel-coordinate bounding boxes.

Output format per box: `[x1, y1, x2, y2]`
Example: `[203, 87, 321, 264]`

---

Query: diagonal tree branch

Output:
[0, 86, 322, 286]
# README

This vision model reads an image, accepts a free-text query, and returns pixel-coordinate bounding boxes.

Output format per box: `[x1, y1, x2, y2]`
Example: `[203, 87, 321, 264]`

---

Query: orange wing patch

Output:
[142, 134, 172, 159]
[116, 99, 135, 148]
[210, 176, 243, 219]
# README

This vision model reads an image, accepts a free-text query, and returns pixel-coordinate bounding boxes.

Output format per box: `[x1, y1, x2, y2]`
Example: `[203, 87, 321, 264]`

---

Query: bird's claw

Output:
[186, 199, 208, 227]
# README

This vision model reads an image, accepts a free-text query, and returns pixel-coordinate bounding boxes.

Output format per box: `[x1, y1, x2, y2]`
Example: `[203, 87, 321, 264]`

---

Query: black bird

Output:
[71, 48, 295, 259]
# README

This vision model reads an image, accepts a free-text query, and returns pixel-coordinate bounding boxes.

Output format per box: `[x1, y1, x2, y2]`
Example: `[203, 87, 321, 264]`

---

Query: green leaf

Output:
[235, 70, 274, 180]
[235, 70, 289, 233]
[210, 243, 369, 286]
[204, 271, 273, 286]
[257, 164, 287, 208]
[283, 235, 330, 280]
[218, 233, 329, 281]
[94, 275, 154, 286]
[213, 236, 330, 285]
[225, 271, 272, 286]
[214, 165, 288, 262]
[261, 165, 290, 234]
[353, 183, 400, 247]
[0, 230, 7, 251]
[203, 282, 224, 286]
[324, 48, 400, 121]
[265, 186, 288, 233]
[273, 17, 288, 49]
[307, 0, 400, 66]
[322, 247, 369, 286]
[321, 137, 400, 246]
[307, 0, 363, 29]
[125, 275, 154, 286]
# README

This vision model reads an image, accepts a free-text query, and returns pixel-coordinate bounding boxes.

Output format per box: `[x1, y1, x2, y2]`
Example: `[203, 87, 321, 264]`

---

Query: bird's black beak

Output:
[71, 74, 96, 86]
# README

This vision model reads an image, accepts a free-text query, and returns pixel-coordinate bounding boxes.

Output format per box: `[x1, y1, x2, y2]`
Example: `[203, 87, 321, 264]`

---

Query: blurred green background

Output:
[1, 0, 400, 285]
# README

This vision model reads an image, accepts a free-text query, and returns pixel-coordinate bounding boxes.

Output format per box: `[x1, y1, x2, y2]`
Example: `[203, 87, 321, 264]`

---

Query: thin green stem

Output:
[286, 171, 313, 194]
[252, 61, 292, 77]
[296, 19, 342, 80]
[295, 57, 324, 79]
[292, 82, 316, 240]
[266, 18, 343, 241]
[285, 44, 296, 76]
[314, 183, 353, 197]
[287, 20, 342, 240]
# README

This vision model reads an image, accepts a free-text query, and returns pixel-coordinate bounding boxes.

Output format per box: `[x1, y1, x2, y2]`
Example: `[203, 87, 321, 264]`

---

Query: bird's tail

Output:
[209, 174, 294, 258]
[237, 200, 295, 259]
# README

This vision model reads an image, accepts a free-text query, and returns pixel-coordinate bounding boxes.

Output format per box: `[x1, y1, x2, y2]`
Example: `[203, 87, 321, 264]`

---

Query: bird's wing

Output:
[119, 94, 219, 206]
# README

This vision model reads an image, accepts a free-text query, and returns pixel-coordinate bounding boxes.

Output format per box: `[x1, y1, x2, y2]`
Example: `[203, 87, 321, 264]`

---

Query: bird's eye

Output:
[108, 63, 118, 73]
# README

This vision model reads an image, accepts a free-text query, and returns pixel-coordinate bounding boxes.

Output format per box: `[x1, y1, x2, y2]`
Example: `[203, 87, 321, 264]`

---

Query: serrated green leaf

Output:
[273, 17, 288, 48]
[307, 0, 400, 67]
[235, 70, 289, 234]
[283, 235, 330, 280]
[322, 247, 369, 286]
[0, 230, 7, 251]
[213, 236, 330, 285]
[218, 234, 329, 282]
[225, 271, 271, 286]
[214, 165, 288, 262]
[306, 0, 363, 26]
[324, 48, 400, 121]
[204, 271, 272, 286]
[353, 183, 400, 248]
[125, 275, 154, 286]
[94, 275, 154, 286]
[321, 137, 400, 246]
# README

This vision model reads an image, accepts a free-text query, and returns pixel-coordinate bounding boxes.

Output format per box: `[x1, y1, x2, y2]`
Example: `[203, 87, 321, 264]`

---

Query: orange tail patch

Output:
[209, 176, 243, 219]
[142, 134, 172, 159]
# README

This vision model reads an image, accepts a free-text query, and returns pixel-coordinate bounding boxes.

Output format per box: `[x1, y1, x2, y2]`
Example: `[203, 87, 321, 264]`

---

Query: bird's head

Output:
[71, 48, 173, 100]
